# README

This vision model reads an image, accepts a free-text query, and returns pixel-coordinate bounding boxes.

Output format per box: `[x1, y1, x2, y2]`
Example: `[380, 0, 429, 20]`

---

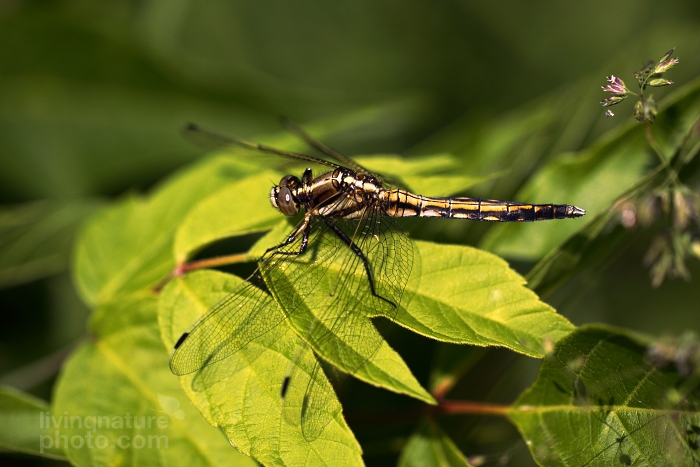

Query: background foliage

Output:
[1, 1, 700, 466]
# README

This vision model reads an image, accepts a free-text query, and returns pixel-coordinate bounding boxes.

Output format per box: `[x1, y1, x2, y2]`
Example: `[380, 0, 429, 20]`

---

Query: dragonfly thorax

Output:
[270, 167, 385, 219]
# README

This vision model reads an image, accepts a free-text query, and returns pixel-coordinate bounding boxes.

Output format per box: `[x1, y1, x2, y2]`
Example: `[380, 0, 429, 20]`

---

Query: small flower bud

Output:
[605, 109, 614, 118]
[648, 78, 674, 87]
[633, 101, 644, 122]
[654, 57, 679, 74]
[606, 75, 626, 87]
[601, 76, 629, 95]
[601, 95, 625, 107]
[659, 48, 675, 63]
[601, 85, 627, 94]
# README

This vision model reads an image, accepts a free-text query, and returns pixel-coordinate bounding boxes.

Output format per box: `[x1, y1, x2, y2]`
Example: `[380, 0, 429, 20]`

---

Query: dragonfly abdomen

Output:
[382, 189, 585, 222]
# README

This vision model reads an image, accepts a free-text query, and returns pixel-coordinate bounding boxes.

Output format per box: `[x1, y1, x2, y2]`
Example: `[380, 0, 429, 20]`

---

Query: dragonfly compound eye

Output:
[276, 185, 300, 216]
[274, 175, 301, 216]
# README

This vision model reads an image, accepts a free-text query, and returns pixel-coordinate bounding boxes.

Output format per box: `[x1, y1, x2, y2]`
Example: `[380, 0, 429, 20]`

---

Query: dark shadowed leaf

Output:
[481, 77, 700, 260]
[0, 200, 101, 288]
[509, 325, 700, 467]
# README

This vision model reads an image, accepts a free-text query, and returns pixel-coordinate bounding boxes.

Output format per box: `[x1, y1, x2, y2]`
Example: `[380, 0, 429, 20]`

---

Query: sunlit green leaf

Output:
[0, 385, 66, 460]
[397, 241, 574, 358]
[233, 238, 572, 409]
[0, 199, 101, 289]
[52, 292, 257, 467]
[73, 154, 263, 306]
[173, 171, 284, 263]
[509, 325, 700, 467]
[159, 270, 363, 467]
[398, 419, 472, 467]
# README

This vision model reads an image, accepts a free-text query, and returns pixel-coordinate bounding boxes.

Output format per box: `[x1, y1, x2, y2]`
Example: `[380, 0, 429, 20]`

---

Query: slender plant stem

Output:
[438, 399, 511, 416]
[179, 253, 250, 273]
[153, 252, 251, 292]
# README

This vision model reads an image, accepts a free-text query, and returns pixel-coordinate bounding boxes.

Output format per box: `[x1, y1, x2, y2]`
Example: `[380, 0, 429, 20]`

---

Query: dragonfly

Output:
[169, 121, 585, 440]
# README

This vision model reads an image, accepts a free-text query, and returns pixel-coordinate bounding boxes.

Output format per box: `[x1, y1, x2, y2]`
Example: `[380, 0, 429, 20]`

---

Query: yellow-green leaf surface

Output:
[53, 292, 257, 467]
[509, 325, 700, 467]
[158, 270, 363, 467]
[0, 199, 101, 288]
[173, 170, 283, 262]
[249, 237, 571, 403]
[0, 385, 67, 460]
[398, 420, 473, 467]
[71, 117, 572, 466]
[243, 238, 572, 407]
[481, 77, 700, 260]
[249, 219, 432, 405]
[73, 152, 267, 306]
[396, 241, 574, 357]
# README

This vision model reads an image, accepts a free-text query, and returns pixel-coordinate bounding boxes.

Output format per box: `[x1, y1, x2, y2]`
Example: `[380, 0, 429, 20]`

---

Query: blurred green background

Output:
[1, 1, 699, 465]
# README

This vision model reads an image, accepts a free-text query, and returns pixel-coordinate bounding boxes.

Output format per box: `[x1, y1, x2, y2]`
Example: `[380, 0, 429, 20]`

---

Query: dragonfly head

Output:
[271, 175, 302, 216]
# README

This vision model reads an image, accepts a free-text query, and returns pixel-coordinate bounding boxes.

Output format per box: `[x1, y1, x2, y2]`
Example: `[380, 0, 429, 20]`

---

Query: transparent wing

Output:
[170, 195, 413, 441]
[169, 215, 343, 376]
[169, 273, 285, 375]
[269, 200, 413, 440]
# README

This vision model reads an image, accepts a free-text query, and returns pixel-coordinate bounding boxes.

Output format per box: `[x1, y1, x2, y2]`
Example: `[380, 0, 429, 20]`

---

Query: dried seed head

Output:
[644, 94, 658, 122]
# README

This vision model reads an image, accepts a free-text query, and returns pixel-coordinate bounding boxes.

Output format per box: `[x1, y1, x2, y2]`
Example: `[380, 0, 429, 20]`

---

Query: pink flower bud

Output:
[659, 48, 675, 63]
[601, 75, 629, 95]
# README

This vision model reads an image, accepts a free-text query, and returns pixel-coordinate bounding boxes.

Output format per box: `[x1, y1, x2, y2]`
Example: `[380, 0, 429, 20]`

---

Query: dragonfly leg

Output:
[264, 214, 312, 258]
[322, 219, 396, 308]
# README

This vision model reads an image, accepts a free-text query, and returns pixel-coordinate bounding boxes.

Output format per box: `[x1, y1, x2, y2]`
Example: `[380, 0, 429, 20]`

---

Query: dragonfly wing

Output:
[266, 201, 413, 440]
[302, 205, 413, 364]
[169, 272, 287, 375]
[169, 215, 341, 376]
